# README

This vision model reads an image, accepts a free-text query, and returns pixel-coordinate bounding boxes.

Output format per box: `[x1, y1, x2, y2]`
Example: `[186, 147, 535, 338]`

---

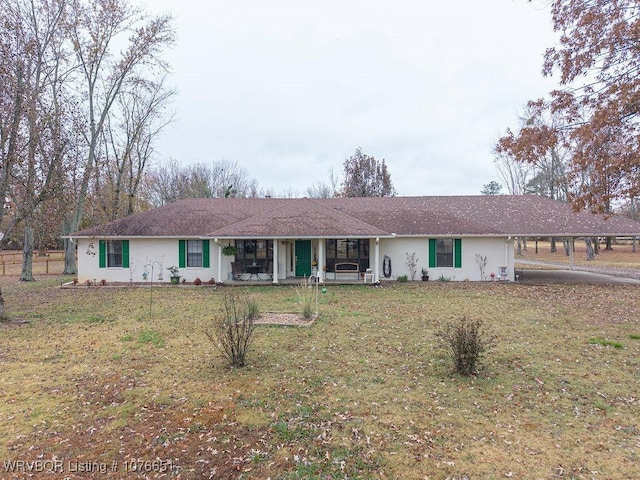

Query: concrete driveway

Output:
[518, 269, 640, 285]
[516, 260, 640, 285]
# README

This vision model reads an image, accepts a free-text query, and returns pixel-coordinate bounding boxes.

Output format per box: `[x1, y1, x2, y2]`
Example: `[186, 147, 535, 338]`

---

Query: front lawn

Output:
[1, 279, 639, 479]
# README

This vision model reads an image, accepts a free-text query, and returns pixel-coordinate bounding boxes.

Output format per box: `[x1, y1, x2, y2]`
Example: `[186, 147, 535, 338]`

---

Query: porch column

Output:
[272, 240, 279, 284]
[318, 238, 325, 283]
[374, 237, 380, 282]
[216, 239, 223, 283]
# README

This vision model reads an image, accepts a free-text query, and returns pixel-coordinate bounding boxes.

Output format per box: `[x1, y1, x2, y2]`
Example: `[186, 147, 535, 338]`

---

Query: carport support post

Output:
[569, 237, 575, 270]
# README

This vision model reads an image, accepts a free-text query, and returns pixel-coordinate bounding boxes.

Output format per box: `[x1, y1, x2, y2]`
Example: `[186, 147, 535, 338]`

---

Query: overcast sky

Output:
[139, 0, 559, 197]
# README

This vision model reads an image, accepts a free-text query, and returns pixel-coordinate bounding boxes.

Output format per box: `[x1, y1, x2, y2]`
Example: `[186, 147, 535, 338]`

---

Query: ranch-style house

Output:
[67, 195, 640, 284]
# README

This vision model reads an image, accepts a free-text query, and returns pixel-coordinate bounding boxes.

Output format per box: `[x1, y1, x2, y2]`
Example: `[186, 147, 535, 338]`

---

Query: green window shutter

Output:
[122, 240, 130, 268]
[428, 239, 436, 268]
[202, 240, 210, 268]
[454, 238, 462, 268]
[99, 240, 106, 268]
[179, 240, 186, 268]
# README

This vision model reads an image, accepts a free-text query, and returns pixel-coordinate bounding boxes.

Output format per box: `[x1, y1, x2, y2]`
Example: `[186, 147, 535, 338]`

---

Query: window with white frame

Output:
[187, 240, 203, 267]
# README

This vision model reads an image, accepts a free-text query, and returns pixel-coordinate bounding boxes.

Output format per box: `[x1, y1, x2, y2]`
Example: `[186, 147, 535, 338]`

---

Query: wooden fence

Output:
[0, 250, 74, 276]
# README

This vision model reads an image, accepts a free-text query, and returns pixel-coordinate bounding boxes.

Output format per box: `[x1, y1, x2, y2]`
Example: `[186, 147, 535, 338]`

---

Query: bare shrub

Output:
[405, 252, 419, 281]
[438, 316, 492, 376]
[206, 291, 258, 367]
[294, 277, 315, 320]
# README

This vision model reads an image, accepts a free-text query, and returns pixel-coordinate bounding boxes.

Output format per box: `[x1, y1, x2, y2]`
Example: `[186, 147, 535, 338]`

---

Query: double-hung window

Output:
[187, 240, 203, 267]
[178, 240, 210, 268]
[99, 240, 129, 268]
[429, 238, 462, 268]
[108, 241, 123, 267]
[436, 239, 454, 267]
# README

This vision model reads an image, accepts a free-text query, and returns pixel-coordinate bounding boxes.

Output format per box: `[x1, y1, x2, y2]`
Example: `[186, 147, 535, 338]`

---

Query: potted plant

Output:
[167, 265, 180, 284]
[222, 245, 237, 256]
[421, 268, 429, 281]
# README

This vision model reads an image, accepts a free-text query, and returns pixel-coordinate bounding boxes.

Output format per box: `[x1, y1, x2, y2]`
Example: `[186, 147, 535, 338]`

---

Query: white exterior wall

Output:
[76, 238, 222, 284]
[76, 236, 516, 283]
[376, 236, 515, 281]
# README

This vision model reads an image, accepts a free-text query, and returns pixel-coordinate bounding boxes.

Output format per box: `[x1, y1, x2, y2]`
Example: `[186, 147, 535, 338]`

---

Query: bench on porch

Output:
[333, 262, 360, 280]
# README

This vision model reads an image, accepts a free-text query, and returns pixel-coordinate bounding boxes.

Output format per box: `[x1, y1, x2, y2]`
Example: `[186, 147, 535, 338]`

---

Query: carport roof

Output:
[69, 195, 640, 239]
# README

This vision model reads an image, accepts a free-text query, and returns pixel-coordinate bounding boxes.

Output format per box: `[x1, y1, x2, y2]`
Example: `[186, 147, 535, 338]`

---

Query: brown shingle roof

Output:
[210, 198, 389, 238]
[70, 196, 640, 238]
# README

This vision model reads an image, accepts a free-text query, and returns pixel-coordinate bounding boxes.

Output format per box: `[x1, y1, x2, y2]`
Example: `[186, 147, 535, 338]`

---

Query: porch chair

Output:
[231, 261, 244, 281]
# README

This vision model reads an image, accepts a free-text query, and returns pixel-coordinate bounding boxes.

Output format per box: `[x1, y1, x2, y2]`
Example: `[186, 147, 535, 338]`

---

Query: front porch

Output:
[221, 275, 379, 286]
[216, 237, 382, 285]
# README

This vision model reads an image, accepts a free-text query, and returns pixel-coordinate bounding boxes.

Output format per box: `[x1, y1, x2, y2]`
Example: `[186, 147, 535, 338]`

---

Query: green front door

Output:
[295, 240, 312, 277]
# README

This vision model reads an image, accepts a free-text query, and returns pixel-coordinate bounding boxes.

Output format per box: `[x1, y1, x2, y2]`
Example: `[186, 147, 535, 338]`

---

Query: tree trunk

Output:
[605, 236, 613, 250]
[550, 237, 557, 253]
[516, 237, 522, 256]
[563, 238, 570, 256]
[0, 285, 6, 320]
[585, 237, 595, 261]
[62, 216, 78, 275]
[21, 224, 35, 281]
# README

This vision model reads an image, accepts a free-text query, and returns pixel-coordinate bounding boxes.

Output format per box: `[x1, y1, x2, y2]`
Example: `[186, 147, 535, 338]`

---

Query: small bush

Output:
[207, 278, 216, 285]
[397, 275, 408, 282]
[206, 291, 258, 367]
[193, 277, 202, 285]
[438, 316, 492, 376]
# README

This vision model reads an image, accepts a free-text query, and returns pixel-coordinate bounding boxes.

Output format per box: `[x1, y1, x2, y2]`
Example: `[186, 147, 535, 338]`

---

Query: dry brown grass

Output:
[0, 276, 639, 479]
[0, 250, 67, 277]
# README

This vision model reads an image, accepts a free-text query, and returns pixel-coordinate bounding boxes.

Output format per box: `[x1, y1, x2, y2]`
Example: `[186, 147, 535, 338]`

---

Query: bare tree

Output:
[306, 181, 333, 198]
[143, 158, 259, 206]
[0, 0, 71, 281]
[62, 0, 175, 274]
[97, 76, 175, 221]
